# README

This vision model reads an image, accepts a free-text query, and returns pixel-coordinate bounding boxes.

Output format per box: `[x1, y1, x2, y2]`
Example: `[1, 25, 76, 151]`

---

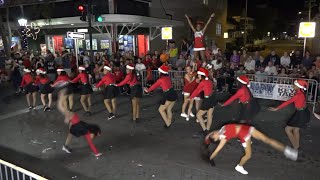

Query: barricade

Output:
[0, 159, 48, 180]
[246, 74, 318, 112]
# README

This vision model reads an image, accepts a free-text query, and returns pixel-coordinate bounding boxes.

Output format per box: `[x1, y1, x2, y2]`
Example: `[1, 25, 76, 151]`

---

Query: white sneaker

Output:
[62, 145, 72, 153]
[235, 165, 248, 175]
[284, 146, 298, 161]
[181, 113, 188, 118]
[95, 153, 103, 157]
[190, 112, 195, 117]
[186, 117, 190, 121]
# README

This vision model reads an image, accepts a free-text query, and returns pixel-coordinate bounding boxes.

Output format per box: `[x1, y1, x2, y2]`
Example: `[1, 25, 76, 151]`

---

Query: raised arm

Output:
[185, 14, 196, 33]
[203, 12, 215, 33]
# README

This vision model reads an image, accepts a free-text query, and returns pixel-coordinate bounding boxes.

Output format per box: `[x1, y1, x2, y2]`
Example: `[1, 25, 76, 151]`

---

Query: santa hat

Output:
[78, 66, 85, 71]
[126, 64, 135, 70]
[158, 65, 170, 74]
[23, 68, 31, 73]
[57, 66, 65, 72]
[197, 68, 209, 80]
[237, 75, 250, 87]
[104, 65, 112, 71]
[294, 80, 307, 90]
[38, 68, 46, 74]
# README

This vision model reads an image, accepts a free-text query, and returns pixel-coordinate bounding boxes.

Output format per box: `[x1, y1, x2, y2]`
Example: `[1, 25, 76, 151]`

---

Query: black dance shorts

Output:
[24, 83, 38, 94]
[103, 85, 119, 99]
[200, 93, 218, 111]
[80, 84, 93, 95]
[287, 108, 310, 128]
[130, 84, 143, 98]
[160, 88, 177, 105]
[70, 121, 101, 137]
[39, 83, 54, 94]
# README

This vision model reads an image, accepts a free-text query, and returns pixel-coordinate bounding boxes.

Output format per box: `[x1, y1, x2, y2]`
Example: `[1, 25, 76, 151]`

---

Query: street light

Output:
[18, 18, 27, 26]
[298, 11, 302, 14]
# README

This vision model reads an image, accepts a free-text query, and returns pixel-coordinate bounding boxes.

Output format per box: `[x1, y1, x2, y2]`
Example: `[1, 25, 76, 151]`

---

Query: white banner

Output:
[249, 82, 294, 101]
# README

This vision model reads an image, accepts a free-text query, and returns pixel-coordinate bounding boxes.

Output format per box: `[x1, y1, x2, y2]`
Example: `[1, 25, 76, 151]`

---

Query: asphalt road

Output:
[0, 88, 319, 180]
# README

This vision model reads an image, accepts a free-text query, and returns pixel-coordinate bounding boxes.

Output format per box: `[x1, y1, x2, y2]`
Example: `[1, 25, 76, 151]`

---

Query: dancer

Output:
[96, 65, 118, 120]
[203, 123, 298, 175]
[35, 68, 54, 111]
[185, 12, 215, 61]
[221, 75, 260, 123]
[71, 66, 93, 116]
[269, 80, 310, 150]
[58, 89, 102, 157]
[144, 65, 177, 128]
[181, 66, 198, 121]
[20, 68, 37, 109]
[53, 67, 74, 112]
[116, 64, 142, 122]
[190, 68, 217, 134]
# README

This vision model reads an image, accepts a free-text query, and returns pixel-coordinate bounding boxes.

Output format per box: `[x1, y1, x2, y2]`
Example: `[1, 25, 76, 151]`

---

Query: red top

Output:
[23, 59, 32, 69]
[223, 85, 250, 106]
[276, 90, 306, 110]
[70, 113, 81, 125]
[190, 79, 213, 99]
[117, 72, 138, 87]
[194, 31, 204, 48]
[220, 124, 252, 145]
[71, 72, 89, 84]
[183, 76, 198, 94]
[143, 58, 152, 66]
[20, 73, 34, 87]
[148, 76, 172, 92]
[146, 67, 153, 81]
[96, 73, 116, 88]
[114, 70, 124, 82]
[35, 76, 50, 85]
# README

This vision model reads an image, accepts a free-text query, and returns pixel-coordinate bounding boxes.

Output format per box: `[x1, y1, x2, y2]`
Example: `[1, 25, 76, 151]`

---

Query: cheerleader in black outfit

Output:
[96, 65, 119, 120]
[20, 68, 38, 109]
[71, 66, 93, 116]
[57, 89, 102, 157]
[269, 80, 310, 150]
[144, 65, 178, 128]
[116, 64, 142, 122]
[35, 68, 54, 111]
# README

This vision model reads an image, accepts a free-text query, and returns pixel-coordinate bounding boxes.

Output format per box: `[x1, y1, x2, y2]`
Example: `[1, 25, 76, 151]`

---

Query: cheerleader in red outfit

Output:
[181, 66, 199, 121]
[221, 75, 260, 123]
[96, 65, 119, 120]
[190, 68, 217, 134]
[35, 68, 54, 112]
[203, 124, 298, 175]
[57, 89, 102, 157]
[185, 12, 215, 61]
[71, 66, 93, 116]
[116, 64, 142, 122]
[20, 68, 38, 109]
[53, 67, 74, 112]
[269, 80, 310, 150]
[144, 65, 177, 128]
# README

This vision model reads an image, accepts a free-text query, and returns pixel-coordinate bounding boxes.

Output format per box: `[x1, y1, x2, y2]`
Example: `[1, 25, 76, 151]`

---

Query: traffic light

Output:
[96, 15, 103, 22]
[94, 6, 103, 22]
[78, 5, 87, 21]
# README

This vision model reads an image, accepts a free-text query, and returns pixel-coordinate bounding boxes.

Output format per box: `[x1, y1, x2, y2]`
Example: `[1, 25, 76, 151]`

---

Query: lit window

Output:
[203, 0, 208, 5]
[216, 23, 222, 36]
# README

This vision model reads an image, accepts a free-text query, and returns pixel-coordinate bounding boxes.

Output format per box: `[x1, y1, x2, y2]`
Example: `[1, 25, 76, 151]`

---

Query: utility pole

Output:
[244, 0, 248, 47]
[87, 0, 94, 61]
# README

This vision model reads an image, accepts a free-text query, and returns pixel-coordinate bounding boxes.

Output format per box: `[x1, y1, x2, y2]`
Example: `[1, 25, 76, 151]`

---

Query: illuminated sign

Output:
[161, 27, 172, 40]
[299, 22, 316, 38]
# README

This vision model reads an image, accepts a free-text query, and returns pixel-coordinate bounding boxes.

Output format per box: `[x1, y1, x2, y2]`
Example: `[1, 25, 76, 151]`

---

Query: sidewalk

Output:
[0, 88, 319, 180]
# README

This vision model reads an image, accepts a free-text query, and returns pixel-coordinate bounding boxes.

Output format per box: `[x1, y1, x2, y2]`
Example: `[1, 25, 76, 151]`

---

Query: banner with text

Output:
[249, 82, 294, 101]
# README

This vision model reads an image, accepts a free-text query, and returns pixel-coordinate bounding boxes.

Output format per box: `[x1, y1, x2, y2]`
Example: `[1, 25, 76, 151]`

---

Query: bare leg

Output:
[292, 128, 300, 150]
[103, 99, 112, 113]
[111, 98, 117, 114]
[251, 129, 285, 152]
[200, 50, 206, 61]
[80, 95, 88, 112]
[64, 133, 73, 146]
[181, 95, 189, 114]
[40, 94, 46, 107]
[68, 94, 74, 110]
[26, 93, 31, 107]
[187, 99, 195, 117]
[239, 140, 252, 166]
[32, 92, 37, 107]
[206, 107, 214, 131]
[195, 100, 201, 112]
[136, 98, 140, 119]
[166, 101, 176, 125]
[87, 94, 92, 112]
[196, 110, 207, 131]
[194, 51, 200, 61]
[48, 93, 53, 108]
[159, 102, 170, 126]
[285, 126, 297, 149]
[131, 98, 137, 120]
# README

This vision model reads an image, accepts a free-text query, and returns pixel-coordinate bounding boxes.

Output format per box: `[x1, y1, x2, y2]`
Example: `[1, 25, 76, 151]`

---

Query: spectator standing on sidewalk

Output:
[180, 39, 189, 57]
[230, 50, 240, 66]
[62, 51, 71, 76]
[280, 52, 291, 68]
[292, 50, 303, 67]
[244, 56, 255, 73]
[168, 41, 178, 69]
[44, 51, 57, 82]
[55, 52, 62, 66]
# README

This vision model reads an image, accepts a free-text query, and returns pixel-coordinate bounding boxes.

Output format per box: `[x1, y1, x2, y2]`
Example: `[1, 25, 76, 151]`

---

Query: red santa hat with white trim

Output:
[57, 66, 65, 72]
[197, 68, 209, 80]
[103, 65, 112, 71]
[294, 79, 308, 90]
[237, 75, 250, 87]
[126, 64, 135, 70]
[38, 67, 46, 74]
[78, 65, 86, 71]
[23, 68, 31, 73]
[158, 65, 170, 74]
